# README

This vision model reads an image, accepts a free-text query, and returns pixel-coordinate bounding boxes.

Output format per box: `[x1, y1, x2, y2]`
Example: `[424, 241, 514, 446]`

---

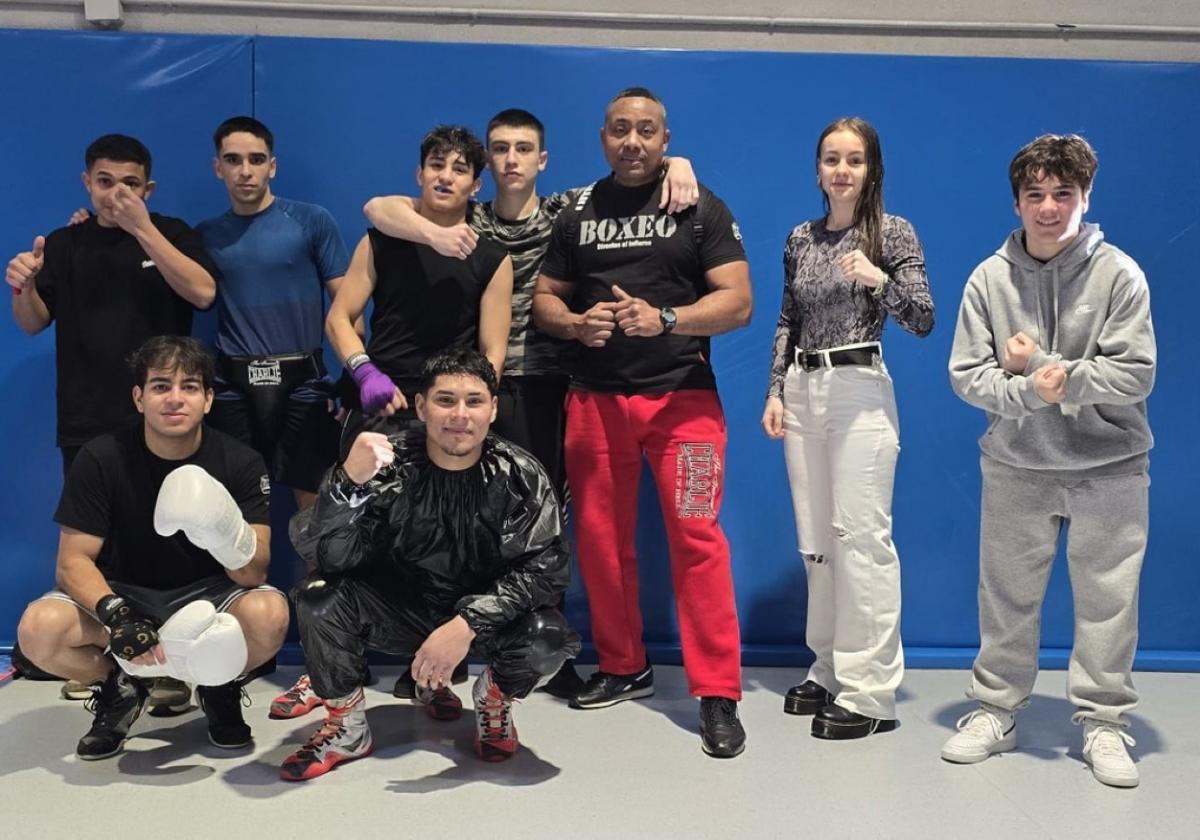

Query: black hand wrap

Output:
[95, 594, 159, 661]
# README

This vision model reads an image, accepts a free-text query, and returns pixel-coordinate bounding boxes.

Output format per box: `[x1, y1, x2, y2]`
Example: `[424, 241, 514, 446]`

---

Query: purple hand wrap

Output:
[351, 361, 397, 414]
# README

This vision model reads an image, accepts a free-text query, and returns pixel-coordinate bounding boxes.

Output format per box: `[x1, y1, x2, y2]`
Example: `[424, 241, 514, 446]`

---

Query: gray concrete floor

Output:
[2, 666, 1198, 839]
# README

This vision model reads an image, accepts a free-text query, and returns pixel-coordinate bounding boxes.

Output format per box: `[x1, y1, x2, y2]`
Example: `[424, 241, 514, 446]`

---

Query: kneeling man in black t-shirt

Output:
[15, 336, 289, 760]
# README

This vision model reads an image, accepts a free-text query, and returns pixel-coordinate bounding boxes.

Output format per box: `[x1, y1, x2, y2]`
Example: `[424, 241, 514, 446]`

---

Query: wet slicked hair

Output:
[85, 134, 152, 179]
[816, 116, 886, 267]
[420, 125, 487, 178]
[487, 108, 545, 149]
[1009, 134, 1098, 199]
[417, 346, 498, 398]
[128, 335, 215, 391]
[607, 87, 668, 123]
[213, 115, 274, 153]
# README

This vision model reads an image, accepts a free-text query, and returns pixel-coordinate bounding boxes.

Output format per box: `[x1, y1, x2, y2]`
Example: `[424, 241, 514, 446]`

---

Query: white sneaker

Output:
[1082, 722, 1139, 788]
[941, 707, 1016, 764]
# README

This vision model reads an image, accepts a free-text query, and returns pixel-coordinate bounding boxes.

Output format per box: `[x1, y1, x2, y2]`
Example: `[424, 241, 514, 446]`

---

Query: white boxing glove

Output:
[155, 464, 257, 570]
[117, 600, 247, 686]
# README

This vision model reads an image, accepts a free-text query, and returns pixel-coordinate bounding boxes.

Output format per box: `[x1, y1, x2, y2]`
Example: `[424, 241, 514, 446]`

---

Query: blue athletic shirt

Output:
[197, 198, 349, 358]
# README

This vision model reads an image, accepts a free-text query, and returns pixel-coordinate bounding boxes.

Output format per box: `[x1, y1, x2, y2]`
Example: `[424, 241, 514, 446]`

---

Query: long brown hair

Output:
[816, 117, 885, 266]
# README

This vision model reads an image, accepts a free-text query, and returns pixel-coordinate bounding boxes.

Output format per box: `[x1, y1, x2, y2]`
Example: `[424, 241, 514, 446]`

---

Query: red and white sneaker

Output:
[269, 673, 323, 720]
[415, 683, 464, 721]
[473, 667, 518, 762]
[279, 689, 372, 781]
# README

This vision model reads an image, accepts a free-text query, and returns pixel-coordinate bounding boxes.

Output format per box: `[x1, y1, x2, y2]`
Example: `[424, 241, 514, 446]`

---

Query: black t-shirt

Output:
[539, 177, 747, 393]
[361, 228, 507, 398]
[55, 420, 271, 590]
[35, 215, 216, 447]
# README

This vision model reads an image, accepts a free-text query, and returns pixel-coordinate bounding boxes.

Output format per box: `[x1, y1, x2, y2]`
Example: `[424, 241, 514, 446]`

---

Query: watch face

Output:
[661, 307, 677, 332]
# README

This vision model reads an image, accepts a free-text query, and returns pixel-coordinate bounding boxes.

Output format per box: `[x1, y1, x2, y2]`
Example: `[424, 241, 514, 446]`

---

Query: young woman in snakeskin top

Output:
[761, 117, 933, 741]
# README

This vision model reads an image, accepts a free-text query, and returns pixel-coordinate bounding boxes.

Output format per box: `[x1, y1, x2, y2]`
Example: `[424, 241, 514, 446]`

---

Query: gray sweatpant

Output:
[969, 456, 1148, 726]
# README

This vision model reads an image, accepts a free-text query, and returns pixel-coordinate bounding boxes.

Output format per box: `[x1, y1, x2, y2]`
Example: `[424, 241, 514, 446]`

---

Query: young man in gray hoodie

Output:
[942, 134, 1155, 788]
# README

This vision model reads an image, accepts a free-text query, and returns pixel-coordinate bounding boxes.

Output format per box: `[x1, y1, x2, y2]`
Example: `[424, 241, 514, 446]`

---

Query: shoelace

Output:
[704, 698, 738, 725]
[298, 713, 348, 757]
[281, 675, 312, 702]
[1084, 725, 1136, 757]
[477, 688, 512, 740]
[955, 709, 1005, 737]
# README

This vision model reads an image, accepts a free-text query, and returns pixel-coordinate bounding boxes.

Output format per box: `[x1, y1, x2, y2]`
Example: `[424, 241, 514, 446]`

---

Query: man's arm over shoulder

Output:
[948, 266, 1049, 418]
[362, 195, 479, 259]
[455, 452, 569, 634]
[1062, 260, 1156, 406]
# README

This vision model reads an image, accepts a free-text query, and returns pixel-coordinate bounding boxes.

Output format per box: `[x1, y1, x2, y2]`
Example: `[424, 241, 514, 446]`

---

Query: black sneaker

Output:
[783, 680, 834, 716]
[699, 697, 746, 758]
[392, 661, 468, 699]
[569, 663, 654, 709]
[537, 659, 586, 700]
[198, 681, 252, 749]
[77, 667, 148, 760]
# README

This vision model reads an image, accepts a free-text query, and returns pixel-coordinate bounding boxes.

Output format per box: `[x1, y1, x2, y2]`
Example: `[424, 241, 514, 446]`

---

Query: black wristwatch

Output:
[659, 307, 678, 335]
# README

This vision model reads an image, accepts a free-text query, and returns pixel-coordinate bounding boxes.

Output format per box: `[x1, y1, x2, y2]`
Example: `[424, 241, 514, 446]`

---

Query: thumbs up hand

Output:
[6, 236, 46, 295]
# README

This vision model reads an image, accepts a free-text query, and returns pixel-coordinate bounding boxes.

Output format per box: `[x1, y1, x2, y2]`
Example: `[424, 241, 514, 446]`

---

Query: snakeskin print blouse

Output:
[766, 214, 934, 398]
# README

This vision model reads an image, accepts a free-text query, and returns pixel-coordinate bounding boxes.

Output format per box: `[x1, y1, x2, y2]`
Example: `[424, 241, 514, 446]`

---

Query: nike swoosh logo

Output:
[141, 259, 156, 269]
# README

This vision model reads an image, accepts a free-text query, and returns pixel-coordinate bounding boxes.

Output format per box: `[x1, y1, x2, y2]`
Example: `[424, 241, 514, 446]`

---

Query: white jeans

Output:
[781, 360, 904, 719]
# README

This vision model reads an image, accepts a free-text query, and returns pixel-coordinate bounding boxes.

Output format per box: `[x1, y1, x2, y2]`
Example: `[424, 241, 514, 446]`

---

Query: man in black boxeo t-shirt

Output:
[533, 87, 753, 759]
[15, 336, 289, 760]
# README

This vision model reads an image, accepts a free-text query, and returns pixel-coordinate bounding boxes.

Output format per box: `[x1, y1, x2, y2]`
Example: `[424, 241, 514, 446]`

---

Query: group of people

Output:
[5, 85, 1155, 789]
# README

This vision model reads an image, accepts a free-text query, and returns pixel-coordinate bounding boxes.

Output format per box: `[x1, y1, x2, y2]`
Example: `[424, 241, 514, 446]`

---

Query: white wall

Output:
[3, 0, 1200, 61]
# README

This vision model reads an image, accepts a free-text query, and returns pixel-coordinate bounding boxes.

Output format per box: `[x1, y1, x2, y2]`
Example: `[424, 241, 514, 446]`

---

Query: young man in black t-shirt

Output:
[533, 87, 754, 759]
[6, 134, 218, 476]
[15, 337, 289, 760]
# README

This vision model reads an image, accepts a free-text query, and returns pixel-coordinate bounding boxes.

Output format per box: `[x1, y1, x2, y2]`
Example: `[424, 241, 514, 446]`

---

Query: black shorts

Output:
[36, 574, 284, 626]
[208, 387, 339, 493]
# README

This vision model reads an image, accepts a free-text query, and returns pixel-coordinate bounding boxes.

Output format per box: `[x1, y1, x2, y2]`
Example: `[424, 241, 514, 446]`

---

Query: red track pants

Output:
[564, 388, 742, 700]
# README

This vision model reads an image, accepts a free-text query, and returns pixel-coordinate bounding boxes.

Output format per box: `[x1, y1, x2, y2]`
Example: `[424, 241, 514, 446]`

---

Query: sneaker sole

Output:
[701, 739, 746, 759]
[812, 716, 898, 740]
[209, 732, 254, 749]
[76, 741, 126, 761]
[783, 695, 830, 716]
[147, 701, 193, 718]
[268, 701, 323, 720]
[280, 744, 374, 781]
[569, 686, 655, 710]
[1090, 768, 1139, 788]
[941, 731, 1017, 764]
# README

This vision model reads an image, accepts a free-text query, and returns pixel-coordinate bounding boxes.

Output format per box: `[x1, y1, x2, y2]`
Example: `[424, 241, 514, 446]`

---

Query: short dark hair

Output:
[487, 108, 545, 149]
[213, 115, 274, 153]
[607, 87, 667, 123]
[417, 347, 497, 398]
[85, 134, 152, 179]
[1009, 134, 1098, 198]
[420, 125, 487, 178]
[128, 336, 215, 392]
